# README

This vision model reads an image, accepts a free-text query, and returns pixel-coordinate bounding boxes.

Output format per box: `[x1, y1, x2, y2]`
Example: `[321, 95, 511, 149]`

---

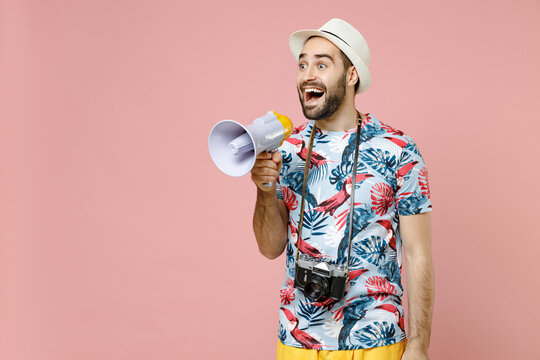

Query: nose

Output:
[302, 64, 317, 83]
[308, 65, 319, 81]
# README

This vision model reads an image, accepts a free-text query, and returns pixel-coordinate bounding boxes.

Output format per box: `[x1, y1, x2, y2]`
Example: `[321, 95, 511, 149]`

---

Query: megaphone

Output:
[208, 111, 293, 181]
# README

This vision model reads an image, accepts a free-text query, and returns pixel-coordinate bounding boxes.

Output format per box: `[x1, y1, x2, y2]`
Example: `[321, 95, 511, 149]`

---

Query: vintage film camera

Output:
[294, 254, 347, 301]
[292, 116, 364, 302]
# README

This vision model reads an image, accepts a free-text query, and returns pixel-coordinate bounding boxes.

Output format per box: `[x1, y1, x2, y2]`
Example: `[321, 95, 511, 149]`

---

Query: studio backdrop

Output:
[1, 0, 539, 359]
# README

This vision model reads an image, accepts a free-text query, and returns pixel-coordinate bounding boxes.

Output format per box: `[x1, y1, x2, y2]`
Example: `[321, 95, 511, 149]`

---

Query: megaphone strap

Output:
[294, 112, 364, 276]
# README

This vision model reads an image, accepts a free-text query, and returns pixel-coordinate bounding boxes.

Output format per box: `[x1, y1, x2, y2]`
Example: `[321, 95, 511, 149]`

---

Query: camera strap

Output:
[294, 112, 363, 275]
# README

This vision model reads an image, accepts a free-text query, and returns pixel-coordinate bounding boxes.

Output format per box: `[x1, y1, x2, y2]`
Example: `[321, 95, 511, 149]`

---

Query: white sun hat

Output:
[289, 18, 372, 94]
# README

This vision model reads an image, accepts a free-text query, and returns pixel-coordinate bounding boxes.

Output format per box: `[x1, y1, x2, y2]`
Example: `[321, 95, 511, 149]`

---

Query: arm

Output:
[251, 151, 289, 259]
[253, 190, 288, 259]
[399, 211, 433, 360]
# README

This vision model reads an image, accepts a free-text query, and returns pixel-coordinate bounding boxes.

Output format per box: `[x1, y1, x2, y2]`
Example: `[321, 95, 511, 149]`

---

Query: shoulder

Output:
[371, 115, 428, 168]
[365, 114, 417, 153]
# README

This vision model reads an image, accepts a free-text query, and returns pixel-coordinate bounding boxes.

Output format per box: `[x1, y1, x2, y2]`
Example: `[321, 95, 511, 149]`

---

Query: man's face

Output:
[296, 36, 349, 120]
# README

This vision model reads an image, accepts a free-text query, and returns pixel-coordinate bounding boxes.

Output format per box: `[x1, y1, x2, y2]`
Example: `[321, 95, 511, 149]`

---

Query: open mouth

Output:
[304, 87, 325, 105]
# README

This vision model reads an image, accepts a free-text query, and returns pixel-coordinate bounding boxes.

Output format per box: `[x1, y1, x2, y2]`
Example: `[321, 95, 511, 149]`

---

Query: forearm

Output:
[405, 254, 434, 351]
[253, 188, 287, 259]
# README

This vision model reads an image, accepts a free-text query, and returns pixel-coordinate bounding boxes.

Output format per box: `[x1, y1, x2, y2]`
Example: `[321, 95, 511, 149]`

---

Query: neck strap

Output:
[294, 113, 364, 274]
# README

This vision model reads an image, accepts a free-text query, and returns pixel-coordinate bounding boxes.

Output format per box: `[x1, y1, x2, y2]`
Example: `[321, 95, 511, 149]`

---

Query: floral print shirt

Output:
[275, 113, 432, 350]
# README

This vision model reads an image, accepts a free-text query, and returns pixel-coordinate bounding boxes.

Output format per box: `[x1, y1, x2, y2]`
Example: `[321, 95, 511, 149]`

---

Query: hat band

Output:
[320, 30, 349, 46]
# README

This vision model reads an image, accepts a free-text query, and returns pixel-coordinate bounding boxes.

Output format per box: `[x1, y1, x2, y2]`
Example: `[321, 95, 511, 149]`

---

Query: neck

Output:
[314, 95, 363, 131]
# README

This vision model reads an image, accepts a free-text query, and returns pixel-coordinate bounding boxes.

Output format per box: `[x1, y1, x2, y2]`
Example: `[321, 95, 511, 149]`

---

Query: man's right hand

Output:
[251, 151, 283, 192]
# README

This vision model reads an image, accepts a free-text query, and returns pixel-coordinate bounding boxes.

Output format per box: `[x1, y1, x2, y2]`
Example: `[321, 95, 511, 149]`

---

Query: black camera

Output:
[294, 254, 348, 301]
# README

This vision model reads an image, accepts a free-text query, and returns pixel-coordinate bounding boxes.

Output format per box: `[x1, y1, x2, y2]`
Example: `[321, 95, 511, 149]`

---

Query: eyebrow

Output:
[298, 53, 335, 63]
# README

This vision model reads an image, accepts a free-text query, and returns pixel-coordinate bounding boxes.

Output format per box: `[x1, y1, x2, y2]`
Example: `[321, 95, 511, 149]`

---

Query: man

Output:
[252, 18, 433, 360]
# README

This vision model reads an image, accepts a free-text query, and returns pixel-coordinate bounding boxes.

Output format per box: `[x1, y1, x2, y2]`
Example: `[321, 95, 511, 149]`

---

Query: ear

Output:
[347, 66, 359, 88]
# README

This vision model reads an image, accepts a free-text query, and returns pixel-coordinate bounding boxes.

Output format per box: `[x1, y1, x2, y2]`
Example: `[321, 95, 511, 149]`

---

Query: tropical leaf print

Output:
[330, 158, 350, 190]
[301, 209, 327, 238]
[404, 140, 421, 156]
[286, 238, 296, 278]
[353, 235, 387, 266]
[379, 122, 404, 136]
[360, 148, 397, 179]
[329, 158, 369, 191]
[347, 257, 363, 270]
[397, 152, 415, 172]
[385, 243, 397, 263]
[280, 170, 299, 191]
[288, 267, 295, 278]
[338, 126, 379, 180]
[287, 158, 307, 175]
[353, 321, 397, 347]
[297, 300, 326, 327]
[286, 241, 295, 277]
[359, 120, 385, 142]
[280, 277, 296, 305]
[379, 258, 402, 287]
[280, 150, 293, 173]
[337, 205, 376, 264]
[418, 166, 431, 199]
[397, 190, 428, 215]
[370, 183, 394, 215]
[307, 154, 329, 186]
[365, 276, 397, 300]
[282, 187, 298, 210]
[278, 323, 287, 342]
[286, 171, 318, 208]
[314, 127, 331, 144]
[284, 171, 304, 191]
[340, 132, 359, 164]
[286, 239, 295, 257]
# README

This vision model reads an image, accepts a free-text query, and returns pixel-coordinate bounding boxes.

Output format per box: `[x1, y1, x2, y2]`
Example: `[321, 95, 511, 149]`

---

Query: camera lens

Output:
[304, 275, 328, 301]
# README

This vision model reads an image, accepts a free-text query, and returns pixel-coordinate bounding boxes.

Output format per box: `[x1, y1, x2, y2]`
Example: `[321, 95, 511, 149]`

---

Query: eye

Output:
[299, 63, 307, 69]
[318, 64, 326, 69]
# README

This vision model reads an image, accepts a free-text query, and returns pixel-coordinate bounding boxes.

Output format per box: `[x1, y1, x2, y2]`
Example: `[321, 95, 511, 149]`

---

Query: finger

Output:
[272, 151, 282, 164]
[273, 151, 283, 173]
[256, 152, 272, 160]
[253, 159, 278, 170]
[252, 167, 279, 178]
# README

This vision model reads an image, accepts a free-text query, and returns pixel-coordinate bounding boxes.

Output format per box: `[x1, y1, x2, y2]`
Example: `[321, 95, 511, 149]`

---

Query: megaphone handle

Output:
[262, 150, 276, 188]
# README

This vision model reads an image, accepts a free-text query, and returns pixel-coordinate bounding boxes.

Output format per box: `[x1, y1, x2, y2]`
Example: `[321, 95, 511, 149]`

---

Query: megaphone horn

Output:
[208, 111, 293, 180]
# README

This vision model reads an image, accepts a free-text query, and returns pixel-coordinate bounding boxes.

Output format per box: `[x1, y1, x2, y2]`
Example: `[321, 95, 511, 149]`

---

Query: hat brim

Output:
[289, 29, 371, 94]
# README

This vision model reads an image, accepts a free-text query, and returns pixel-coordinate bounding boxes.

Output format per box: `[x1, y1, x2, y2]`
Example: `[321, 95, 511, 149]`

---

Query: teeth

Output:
[305, 88, 324, 93]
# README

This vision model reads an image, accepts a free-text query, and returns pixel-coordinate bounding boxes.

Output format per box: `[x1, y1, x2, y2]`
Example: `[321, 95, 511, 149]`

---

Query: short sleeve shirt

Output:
[275, 113, 432, 350]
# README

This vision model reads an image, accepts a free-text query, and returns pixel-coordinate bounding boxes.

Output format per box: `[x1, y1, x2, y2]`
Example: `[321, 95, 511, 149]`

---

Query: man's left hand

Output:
[401, 340, 429, 360]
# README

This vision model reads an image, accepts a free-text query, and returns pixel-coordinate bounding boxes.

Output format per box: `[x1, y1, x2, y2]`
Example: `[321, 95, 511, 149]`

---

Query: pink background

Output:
[1, 0, 539, 359]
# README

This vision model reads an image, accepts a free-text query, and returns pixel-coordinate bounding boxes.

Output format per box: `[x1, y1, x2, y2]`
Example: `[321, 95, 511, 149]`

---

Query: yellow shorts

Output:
[276, 339, 407, 360]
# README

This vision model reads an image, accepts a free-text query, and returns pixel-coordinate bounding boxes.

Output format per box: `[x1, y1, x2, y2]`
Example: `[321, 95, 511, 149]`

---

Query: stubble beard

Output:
[298, 70, 347, 121]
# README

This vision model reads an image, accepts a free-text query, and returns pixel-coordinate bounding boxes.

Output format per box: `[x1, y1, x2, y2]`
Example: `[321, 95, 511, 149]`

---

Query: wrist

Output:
[406, 337, 429, 352]
[257, 187, 277, 202]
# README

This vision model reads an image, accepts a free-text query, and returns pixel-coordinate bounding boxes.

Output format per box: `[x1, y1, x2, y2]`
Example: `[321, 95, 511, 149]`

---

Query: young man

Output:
[252, 18, 433, 360]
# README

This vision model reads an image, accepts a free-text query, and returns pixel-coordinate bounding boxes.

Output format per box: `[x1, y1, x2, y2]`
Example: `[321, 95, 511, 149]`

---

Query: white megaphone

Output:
[208, 111, 293, 183]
